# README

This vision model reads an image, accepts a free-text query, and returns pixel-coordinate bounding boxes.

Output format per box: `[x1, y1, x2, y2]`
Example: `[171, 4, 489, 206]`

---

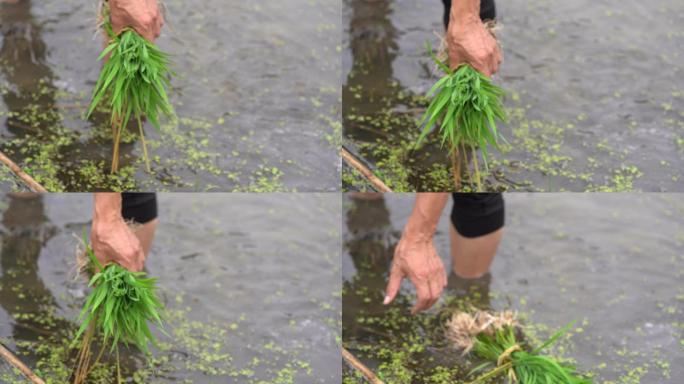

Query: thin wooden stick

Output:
[341, 147, 392, 193]
[341, 347, 384, 384]
[0, 150, 48, 193]
[0, 343, 46, 384]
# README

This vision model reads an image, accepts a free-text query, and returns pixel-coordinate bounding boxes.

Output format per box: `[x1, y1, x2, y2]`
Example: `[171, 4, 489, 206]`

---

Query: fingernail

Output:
[383, 296, 390, 305]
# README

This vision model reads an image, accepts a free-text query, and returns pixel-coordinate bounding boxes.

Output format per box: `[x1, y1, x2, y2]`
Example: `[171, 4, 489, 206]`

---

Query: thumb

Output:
[384, 265, 404, 305]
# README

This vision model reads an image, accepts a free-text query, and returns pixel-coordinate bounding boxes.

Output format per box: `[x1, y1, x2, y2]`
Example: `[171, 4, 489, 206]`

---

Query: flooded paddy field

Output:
[342, 0, 684, 192]
[0, 193, 341, 383]
[0, 0, 341, 192]
[342, 194, 684, 383]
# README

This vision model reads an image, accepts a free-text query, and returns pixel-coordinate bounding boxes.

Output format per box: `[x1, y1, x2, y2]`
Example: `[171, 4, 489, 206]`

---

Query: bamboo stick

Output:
[0, 343, 46, 384]
[0, 150, 48, 193]
[341, 147, 392, 193]
[341, 347, 384, 384]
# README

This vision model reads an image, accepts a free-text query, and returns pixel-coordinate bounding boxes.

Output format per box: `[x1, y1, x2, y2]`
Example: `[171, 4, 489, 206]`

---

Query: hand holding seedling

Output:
[91, 193, 145, 272]
[447, 0, 501, 76]
[110, 0, 164, 42]
[384, 193, 449, 314]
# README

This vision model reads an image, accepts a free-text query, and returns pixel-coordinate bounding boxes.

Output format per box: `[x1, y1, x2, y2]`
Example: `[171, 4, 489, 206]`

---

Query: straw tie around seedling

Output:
[446, 311, 592, 384]
[87, 3, 174, 174]
[416, 42, 507, 191]
[72, 231, 164, 384]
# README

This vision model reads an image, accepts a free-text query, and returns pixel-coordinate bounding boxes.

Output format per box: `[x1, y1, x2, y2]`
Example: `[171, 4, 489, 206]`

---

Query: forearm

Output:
[450, 0, 481, 25]
[403, 193, 449, 242]
[93, 193, 123, 224]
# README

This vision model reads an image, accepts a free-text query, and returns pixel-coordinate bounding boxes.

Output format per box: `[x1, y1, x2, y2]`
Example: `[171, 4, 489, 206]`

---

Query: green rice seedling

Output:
[466, 322, 592, 384]
[416, 43, 507, 191]
[87, 4, 174, 173]
[72, 231, 164, 384]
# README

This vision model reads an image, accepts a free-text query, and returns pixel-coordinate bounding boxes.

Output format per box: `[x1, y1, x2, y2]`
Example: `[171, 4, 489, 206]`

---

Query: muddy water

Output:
[0, 193, 341, 383]
[343, 0, 684, 191]
[343, 194, 684, 382]
[0, 0, 341, 192]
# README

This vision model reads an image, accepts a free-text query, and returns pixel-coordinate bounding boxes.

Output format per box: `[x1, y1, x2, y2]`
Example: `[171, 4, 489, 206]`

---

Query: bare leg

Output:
[133, 218, 158, 258]
[449, 223, 502, 279]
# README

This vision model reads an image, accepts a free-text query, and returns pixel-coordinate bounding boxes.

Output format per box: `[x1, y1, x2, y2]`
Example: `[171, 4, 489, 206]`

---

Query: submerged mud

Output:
[342, 0, 684, 192]
[342, 194, 684, 383]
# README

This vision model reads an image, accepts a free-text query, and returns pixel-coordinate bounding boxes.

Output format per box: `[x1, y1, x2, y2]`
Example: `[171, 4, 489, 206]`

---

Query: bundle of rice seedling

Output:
[446, 311, 591, 384]
[445, 310, 518, 355]
[72, 232, 164, 384]
[87, 2, 174, 173]
[416, 43, 507, 191]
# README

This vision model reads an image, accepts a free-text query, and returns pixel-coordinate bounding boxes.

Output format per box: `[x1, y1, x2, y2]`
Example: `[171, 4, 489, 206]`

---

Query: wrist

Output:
[402, 222, 435, 243]
[450, 0, 481, 27]
[93, 193, 123, 225]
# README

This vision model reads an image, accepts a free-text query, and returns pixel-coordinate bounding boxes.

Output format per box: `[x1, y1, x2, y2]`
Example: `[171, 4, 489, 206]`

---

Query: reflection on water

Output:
[342, 193, 684, 382]
[0, 193, 341, 383]
[0, 195, 59, 343]
[343, 0, 398, 128]
[0, 0, 57, 136]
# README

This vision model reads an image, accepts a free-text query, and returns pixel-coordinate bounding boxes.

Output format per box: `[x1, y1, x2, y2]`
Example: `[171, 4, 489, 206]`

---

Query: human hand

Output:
[90, 210, 145, 272]
[109, 0, 164, 42]
[384, 235, 447, 314]
[447, 16, 501, 76]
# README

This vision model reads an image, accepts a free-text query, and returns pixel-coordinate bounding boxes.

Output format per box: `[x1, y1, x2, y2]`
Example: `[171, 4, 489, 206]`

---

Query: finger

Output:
[411, 279, 431, 315]
[449, 51, 465, 71]
[480, 60, 493, 77]
[427, 276, 444, 310]
[468, 57, 490, 77]
[135, 248, 145, 272]
[490, 47, 502, 75]
[384, 265, 404, 305]
[155, 16, 163, 39]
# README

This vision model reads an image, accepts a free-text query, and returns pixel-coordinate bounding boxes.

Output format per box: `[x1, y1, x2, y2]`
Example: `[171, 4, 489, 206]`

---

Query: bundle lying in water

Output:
[72, 233, 164, 384]
[87, 3, 174, 173]
[446, 311, 592, 384]
[445, 310, 518, 355]
[416, 44, 507, 191]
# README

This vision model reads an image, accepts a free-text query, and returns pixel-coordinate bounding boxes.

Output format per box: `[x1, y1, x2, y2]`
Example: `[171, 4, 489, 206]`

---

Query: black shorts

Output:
[451, 193, 504, 238]
[442, 0, 497, 28]
[121, 193, 157, 224]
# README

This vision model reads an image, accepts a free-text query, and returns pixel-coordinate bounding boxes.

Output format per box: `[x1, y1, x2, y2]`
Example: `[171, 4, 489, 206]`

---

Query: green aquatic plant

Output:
[87, 4, 174, 173]
[467, 322, 592, 384]
[72, 232, 164, 384]
[416, 43, 506, 191]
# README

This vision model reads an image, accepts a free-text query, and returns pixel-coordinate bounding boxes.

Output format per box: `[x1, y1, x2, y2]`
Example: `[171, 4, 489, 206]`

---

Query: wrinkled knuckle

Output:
[139, 14, 154, 28]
